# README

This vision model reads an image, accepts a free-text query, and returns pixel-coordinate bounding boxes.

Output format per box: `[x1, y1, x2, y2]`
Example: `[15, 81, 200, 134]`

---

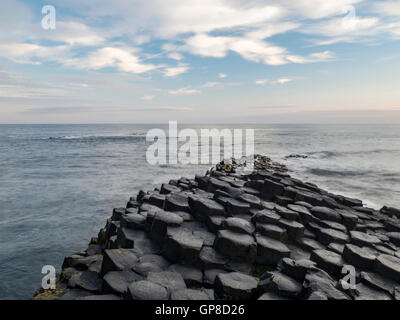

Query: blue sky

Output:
[0, 0, 399, 123]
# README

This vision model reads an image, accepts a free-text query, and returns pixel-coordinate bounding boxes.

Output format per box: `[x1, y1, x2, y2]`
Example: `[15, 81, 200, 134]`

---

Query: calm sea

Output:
[0, 124, 399, 299]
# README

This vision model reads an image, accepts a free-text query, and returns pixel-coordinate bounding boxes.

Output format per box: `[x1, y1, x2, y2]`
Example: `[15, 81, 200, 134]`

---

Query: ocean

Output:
[0, 123, 399, 299]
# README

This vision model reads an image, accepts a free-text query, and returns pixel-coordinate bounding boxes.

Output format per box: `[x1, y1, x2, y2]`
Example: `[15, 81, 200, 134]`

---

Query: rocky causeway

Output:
[34, 155, 400, 300]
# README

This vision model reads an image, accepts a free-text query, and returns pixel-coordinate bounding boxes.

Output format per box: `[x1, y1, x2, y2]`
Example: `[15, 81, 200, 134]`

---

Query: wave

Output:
[306, 151, 338, 159]
[307, 168, 369, 177]
[47, 134, 147, 141]
[305, 148, 400, 160]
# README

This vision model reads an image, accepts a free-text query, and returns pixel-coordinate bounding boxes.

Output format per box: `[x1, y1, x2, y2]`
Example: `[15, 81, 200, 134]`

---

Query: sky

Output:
[0, 0, 399, 124]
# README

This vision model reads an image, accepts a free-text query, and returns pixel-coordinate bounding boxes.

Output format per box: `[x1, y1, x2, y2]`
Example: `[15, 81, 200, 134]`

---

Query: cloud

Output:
[276, 78, 293, 84]
[218, 73, 227, 79]
[3, 0, 398, 74]
[167, 52, 184, 60]
[163, 64, 190, 77]
[131, 106, 193, 111]
[184, 33, 334, 66]
[141, 95, 154, 101]
[374, 1, 400, 16]
[168, 87, 200, 95]
[255, 77, 302, 85]
[203, 82, 220, 88]
[255, 79, 269, 85]
[21, 106, 92, 114]
[38, 21, 105, 46]
[72, 47, 158, 74]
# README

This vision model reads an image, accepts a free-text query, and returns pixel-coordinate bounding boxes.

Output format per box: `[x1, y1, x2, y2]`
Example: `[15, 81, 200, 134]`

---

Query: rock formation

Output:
[34, 155, 400, 300]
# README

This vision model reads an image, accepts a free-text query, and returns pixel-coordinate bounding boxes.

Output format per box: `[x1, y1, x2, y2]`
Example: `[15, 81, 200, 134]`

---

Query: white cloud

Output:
[203, 82, 220, 88]
[39, 21, 105, 46]
[0, 43, 73, 65]
[374, 1, 400, 16]
[218, 73, 227, 79]
[141, 95, 154, 101]
[0, 0, 399, 78]
[168, 87, 200, 95]
[276, 78, 293, 84]
[73, 47, 158, 74]
[163, 64, 189, 77]
[167, 52, 183, 60]
[255, 79, 269, 85]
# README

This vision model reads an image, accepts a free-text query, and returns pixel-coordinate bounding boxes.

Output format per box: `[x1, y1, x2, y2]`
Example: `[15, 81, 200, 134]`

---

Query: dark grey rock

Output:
[165, 193, 190, 213]
[203, 269, 227, 287]
[275, 195, 294, 206]
[278, 258, 317, 282]
[103, 271, 143, 296]
[258, 271, 302, 298]
[59, 288, 92, 300]
[62, 254, 102, 271]
[360, 271, 397, 297]
[326, 243, 344, 256]
[374, 254, 400, 282]
[147, 271, 187, 294]
[337, 209, 359, 229]
[295, 201, 313, 209]
[219, 184, 245, 198]
[255, 235, 291, 265]
[117, 228, 147, 248]
[162, 227, 203, 265]
[171, 289, 210, 300]
[205, 215, 225, 232]
[168, 264, 203, 287]
[199, 247, 228, 269]
[120, 213, 146, 230]
[318, 220, 347, 233]
[311, 207, 341, 222]
[76, 270, 102, 292]
[303, 268, 350, 300]
[214, 230, 256, 262]
[354, 283, 392, 300]
[101, 249, 139, 275]
[380, 206, 400, 218]
[189, 196, 226, 221]
[193, 229, 216, 247]
[350, 231, 381, 247]
[295, 191, 323, 207]
[133, 254, 170, 276]
[256, 223, 288, 242]
[215, 272, 258, 300]
[318, 228, 349, 245]
[387, 232, 400, 246]
[148, 193, 166, 208]
[343, 244, 376, 269]
[129, 280, 169, 300]
[251, 209, 280, 224]
[275, 205, 299, 221]
[257, 292, 289, 300]
[262, 179, 285, 200]
[112, 207, 126, 221]
[150, 210, 183, 243]
[310, 249, 344, 277]
[297, 238, 325, 252]
[222, 217, 255, 235]
[278, 219, 304, 240]
[160, 183, 181, 195]
[226, 198, 251, 216]
[238, 193, 262, 209]
[288, 204, 313, 223]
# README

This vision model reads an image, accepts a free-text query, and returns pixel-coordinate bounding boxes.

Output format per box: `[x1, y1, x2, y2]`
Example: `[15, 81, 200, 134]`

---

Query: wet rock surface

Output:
[34, 155, 400, 300]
